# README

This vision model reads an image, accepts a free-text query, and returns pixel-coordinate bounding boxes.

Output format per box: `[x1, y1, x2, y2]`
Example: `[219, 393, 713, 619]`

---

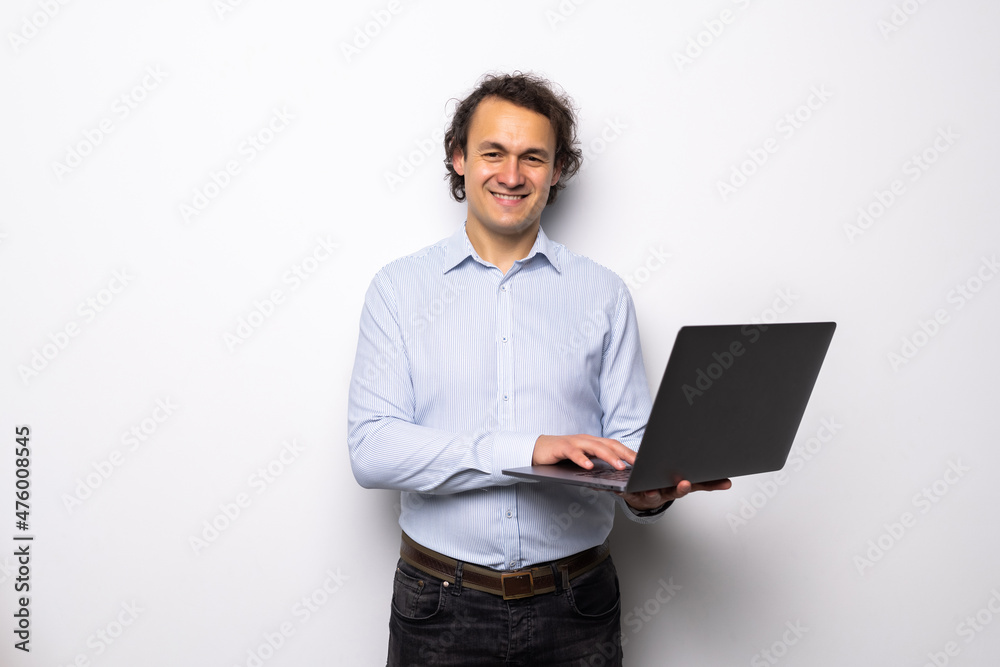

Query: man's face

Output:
[452, 97, 562, 240]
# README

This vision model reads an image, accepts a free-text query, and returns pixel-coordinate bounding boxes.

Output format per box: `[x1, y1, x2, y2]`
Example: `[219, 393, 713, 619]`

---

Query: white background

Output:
[2, 0, 999, 665]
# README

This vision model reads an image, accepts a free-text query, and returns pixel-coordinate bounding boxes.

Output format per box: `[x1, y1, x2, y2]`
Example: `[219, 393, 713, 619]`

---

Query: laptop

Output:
[503, 322, 836, 493]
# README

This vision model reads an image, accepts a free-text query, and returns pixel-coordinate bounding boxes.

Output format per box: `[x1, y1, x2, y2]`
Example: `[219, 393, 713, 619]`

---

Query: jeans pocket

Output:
[391, 559, 446, 622]
[566, 560, 621, 620]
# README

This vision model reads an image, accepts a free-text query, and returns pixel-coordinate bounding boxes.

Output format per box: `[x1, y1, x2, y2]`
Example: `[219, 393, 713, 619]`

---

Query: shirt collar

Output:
[442, 223, 562, 274]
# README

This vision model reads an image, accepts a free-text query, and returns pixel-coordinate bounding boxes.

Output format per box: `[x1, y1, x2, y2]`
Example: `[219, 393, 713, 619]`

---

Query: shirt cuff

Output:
[491, 432, 541, 484]
[630, 500, 673, 517]
[618, 495, 673, 523]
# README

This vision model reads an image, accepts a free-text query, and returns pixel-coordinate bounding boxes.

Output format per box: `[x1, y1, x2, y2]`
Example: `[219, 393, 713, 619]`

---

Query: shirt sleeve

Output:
[347, 271, 538, 494]
[617, 495, 673, 522]
[600, 284, 670, 523]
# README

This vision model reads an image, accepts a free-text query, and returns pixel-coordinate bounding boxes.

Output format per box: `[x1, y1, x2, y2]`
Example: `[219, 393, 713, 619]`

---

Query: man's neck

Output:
[466, 220, 540, 275]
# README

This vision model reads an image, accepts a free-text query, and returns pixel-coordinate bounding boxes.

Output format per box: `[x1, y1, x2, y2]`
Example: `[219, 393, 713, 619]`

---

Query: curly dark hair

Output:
[443, 72, 583, 205]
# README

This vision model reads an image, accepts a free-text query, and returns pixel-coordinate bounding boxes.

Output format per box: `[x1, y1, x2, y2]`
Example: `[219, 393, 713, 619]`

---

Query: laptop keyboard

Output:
[574, 468, 632, 482]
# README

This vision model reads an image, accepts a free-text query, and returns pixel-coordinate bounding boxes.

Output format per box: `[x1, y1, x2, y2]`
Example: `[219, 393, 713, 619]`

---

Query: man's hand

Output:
[532, 434, 636, 470]
[531, 434, 732, 513]
[619, 478, 733, 512]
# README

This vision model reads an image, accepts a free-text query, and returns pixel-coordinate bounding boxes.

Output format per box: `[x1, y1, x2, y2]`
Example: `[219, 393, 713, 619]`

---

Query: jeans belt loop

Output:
[559, 563, 571, 591]
[452, 561, 464, 596]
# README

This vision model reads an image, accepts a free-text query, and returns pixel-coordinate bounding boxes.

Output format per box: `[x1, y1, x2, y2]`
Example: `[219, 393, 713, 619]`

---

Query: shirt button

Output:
[500, 285, 507, 291]
[501, 336, 508, 343]
[509, 560, 517, 568]
[505, 509, 513, 518]
[503, 395, 509, 401]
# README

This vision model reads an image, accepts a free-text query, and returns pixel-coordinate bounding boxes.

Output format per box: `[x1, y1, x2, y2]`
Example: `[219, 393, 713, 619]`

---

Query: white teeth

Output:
[493, 193, 525, 200]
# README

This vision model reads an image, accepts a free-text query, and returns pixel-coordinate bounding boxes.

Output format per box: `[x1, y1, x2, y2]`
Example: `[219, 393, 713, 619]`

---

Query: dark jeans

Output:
[387, 555, 624, 667]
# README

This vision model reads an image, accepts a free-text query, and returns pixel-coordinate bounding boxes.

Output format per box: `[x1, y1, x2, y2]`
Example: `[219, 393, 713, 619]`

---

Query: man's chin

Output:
[465, 220, 537, 246]
[485, 218, 541, 237]
[486, 207, 547, 232]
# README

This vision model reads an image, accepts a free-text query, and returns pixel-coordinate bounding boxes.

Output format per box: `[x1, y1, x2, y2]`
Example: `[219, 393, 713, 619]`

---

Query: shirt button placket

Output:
[498, 280, 512, 424]
[498, 276, 518, 569]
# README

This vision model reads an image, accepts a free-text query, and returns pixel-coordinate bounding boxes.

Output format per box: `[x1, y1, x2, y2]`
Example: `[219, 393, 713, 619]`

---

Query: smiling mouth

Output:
[491, 192, 527, 201]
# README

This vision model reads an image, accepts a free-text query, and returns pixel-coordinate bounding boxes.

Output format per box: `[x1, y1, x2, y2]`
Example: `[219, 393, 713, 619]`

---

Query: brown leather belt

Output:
[400, 532, 610, 600]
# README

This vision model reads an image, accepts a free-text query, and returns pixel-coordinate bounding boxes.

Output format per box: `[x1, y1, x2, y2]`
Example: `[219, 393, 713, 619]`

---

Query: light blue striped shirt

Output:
[348, 224, 660, 570]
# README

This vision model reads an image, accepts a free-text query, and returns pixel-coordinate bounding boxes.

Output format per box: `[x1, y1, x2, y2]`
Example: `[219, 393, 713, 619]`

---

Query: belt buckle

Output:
[500, 571, 534, 600]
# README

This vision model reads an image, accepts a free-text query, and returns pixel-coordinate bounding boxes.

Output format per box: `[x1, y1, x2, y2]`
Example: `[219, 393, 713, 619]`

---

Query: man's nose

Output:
[496, 157, 524, 187]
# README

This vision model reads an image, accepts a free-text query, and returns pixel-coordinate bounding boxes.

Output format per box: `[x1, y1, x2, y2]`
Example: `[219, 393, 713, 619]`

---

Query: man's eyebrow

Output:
[476, 141, 551, 159]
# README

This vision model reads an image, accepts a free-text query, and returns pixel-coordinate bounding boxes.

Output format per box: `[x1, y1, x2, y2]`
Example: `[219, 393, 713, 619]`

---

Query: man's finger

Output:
[692, 478, 732, 491]
[589, 446, 628, 470]
[599, 439, 636, 466]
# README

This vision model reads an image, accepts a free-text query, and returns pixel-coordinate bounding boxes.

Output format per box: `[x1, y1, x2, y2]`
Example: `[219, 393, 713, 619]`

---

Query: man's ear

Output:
[452, 147, 466, 176]
[550, 159, 562, 187]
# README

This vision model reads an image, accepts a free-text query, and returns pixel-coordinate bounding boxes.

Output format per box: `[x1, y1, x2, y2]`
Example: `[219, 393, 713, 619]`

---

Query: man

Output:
[348, 72, 730, 666]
